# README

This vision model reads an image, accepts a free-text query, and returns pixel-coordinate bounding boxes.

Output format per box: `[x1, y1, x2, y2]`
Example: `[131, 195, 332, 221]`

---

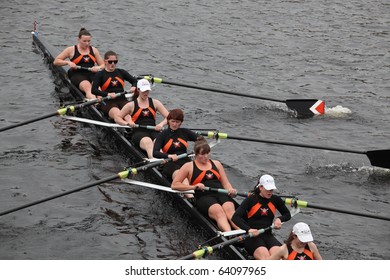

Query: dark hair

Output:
[104, 50, 118, 60]
[167, 108, 184, 122]
[131, 89, 139, 101]
[284, 231, 295, 245]
[194, 137, 210, 155]
[78, 28, 91, 38]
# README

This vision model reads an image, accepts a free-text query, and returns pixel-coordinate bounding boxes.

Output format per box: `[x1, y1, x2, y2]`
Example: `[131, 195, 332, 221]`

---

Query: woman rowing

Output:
[115, 78, 169, 159]
[53, 28, 104, 99]
[269, 222, 322, 260]
[171, 138, 239, 232]
[153, 108, 200, 185]
[91, 50, 137, 120]
[232, 174, 291, 260]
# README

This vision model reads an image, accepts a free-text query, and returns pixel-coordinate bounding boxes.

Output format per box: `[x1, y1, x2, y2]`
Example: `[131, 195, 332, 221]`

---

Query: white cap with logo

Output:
[292, 222, 314, 242]
[137, 78, 151, 92]
[258, 174, 277, 190]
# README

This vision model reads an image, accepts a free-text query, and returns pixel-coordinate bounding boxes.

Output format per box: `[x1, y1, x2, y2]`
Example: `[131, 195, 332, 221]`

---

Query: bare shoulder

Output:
[213, 159, 224, 169]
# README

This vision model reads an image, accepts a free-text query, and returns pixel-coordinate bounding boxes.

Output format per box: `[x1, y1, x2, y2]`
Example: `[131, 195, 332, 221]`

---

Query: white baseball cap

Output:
[137, 78, 151, 92]
[292, 222, 314, 242]
[258, 174, 277, 190]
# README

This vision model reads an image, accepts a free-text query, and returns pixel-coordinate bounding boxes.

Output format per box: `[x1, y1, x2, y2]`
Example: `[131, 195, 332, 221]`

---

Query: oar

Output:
[121, 179, 251, 197]
[140, 75, 325, 118]
[61, 116, 159, 130]
[284, 198, 390, 221]
[203, 186, 251, 197]
[0, 92, 127, 133]
[0, 157, 175, 217]
[62, 116, 215, 132]
[122, 179, 195, 195]
[180, 225, 274, 260]
[198, 131, 390, 169]
[217, 206, 300, 237]
[75, 66, 102, 72]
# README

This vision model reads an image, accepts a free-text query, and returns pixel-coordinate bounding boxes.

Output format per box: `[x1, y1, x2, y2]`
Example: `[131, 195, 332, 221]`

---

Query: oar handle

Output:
[134, 124, 157, 130]
[76, 66, 102, 72]
[118, 152, 190, 178]
[202, 186, 250, 197]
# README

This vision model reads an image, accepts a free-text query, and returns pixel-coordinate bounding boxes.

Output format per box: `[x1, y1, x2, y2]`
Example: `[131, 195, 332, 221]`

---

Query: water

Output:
[0, 0, 389, 260]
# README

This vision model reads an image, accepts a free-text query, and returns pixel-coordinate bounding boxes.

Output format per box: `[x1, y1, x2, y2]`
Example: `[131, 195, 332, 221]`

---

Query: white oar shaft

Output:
[61, 116, 130, 128]
[122, 179, 195, 195]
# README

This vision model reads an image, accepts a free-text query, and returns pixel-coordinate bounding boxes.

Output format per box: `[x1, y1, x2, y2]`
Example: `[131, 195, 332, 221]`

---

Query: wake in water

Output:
[324, 105, 352, 118]
[305, 161, 390, 179]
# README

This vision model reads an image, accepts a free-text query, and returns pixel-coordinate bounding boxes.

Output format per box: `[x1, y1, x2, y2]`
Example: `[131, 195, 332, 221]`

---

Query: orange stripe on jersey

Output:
[148, 107, 156, 118]
[178, 138, 188, 148]
[287, 251, 298, 260]
[131, 106, 156, 122]
[287, 248, 314, 260]
[101, 77, 112, 92]
[131, 108, 143, 122]
[116, 77, 124, 88]
[268, 203, 276, 216]
[247, 202, 276, 218]
[191, 170, 207, 186]
[88, 54, 97, 63]
[72, 54, 84, 64]
[247, 203, 262, 219]
[209, 169, 221, 181]
[162, 139, 173, 153]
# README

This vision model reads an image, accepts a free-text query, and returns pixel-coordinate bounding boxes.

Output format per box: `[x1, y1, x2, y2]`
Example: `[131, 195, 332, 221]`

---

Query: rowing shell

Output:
[32, 30, 248, 260]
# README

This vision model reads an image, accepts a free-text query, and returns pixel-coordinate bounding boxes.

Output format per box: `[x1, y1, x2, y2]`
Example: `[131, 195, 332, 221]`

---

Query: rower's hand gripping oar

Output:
[199, 130, 390, 169]
[0, 92, 127, 133]
[75, 66, 102, 72]
[140, 75, 325, 118]
[285, 197, 390, 221]
[180, 225, 274, 260]
[202, 186, 251, 198]
[0, 157, 174, 217]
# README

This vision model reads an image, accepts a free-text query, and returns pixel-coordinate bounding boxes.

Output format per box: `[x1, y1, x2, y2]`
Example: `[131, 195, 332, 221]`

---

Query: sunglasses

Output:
[107, 60, 118, 64]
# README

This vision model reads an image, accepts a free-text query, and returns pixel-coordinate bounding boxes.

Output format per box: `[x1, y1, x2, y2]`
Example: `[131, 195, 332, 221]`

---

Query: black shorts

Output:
[131, 128, 159, 147]
[195, 193, 236, 216]
[162, 158, 191, 179]
[100, 98, 128, 116]
[244, 231, 281, 256]
[68, 69, 95, 89]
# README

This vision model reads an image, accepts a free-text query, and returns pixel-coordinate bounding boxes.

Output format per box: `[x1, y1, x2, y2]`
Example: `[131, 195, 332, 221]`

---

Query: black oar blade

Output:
[285, 99, 325, 118]
[366, 150, 390, 169]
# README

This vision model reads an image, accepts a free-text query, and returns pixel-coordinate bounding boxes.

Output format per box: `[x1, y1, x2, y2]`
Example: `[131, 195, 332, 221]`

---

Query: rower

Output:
[172, 138, 240, 232]
[53, 28, 105, 99]
[91, 50, 137, 120]
[114, 79, 169, 159]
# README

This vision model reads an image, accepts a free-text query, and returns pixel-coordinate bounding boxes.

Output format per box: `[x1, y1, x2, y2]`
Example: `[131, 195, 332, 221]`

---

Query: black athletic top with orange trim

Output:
[70, 45, 97, 68]
[92, 68, 137, 97]
[190, 160, 223, 199]
[153, 128, 199, 159]
[232, 194, 291, 231]
[287, 243, 314, 260]
[131, 97, 157, 126]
